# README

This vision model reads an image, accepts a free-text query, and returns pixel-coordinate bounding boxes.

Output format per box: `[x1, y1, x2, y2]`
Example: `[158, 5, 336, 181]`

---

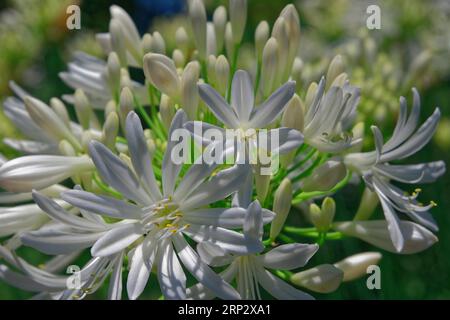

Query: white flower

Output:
[189, 201, 318, 300]
[344, 89, 445, 251]
[302, 76, 361, 153]
[333, 220, 438, 254]
[186, 70, 303, 162]
[23, 110, 264, 300]
[0, 155, 94, 192]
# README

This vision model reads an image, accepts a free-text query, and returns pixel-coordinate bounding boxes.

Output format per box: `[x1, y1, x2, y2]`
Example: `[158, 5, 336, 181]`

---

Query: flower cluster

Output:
[0, 1, 445, 300]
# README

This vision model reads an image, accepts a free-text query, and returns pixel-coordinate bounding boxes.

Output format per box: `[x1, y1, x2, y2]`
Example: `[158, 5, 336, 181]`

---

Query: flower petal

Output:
[231, 70, 254, 122]
[157, 239, 186, 300]
[249, 81, 296, 128]
[260, 243, 319, 270]
[172, 233, 240, 300]
[91, 223, 143, 257]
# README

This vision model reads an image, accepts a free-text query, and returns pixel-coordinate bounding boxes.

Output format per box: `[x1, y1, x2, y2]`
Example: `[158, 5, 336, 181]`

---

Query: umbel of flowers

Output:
[0, 0, 444, 299]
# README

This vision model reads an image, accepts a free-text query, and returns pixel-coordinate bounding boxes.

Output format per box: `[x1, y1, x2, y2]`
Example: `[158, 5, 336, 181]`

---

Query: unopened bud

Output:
[255, 21, 269, 62]
[102, 111, 119, 150]
[109, 19, 127, 66]
[270, 178, 292, 240]
[74, 89, 91, 129]
[50, 97, 70, 128]
[229, 0, 247, 44]
[354, 187, 379, 221]
[213, 6, 227, 53]
[59, 140, 76, 157]
[260, 37, 279, 97]
[189, 0, 207, 60]
[334, 252, 382, 282]
[326, 55, 345, 89]
[207, 22, 217, 57]
[302, 160, 346, 192]
[143, 53, 180, 98]
[215, 55, 230, 96]
[272, 17, 289, 83]
[160, 94, 175, 131]
[175, 27, 189, 56]
[304, 82, 318, 110]
[119, 87, 134, 129]
[225, 22, 234, 59]
[181, 61, 200, 120]
[291, 264, 343, 293]
[151, 32, 166, 55]
[173, 49, 186, 69]
[106, 52, 121, 95]
[309, 197, 335, 232]
[142, 33, 153, 54]
[207, 55, 217, 85]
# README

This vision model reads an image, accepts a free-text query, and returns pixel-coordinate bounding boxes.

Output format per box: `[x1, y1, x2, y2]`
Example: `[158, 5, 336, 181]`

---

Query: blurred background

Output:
[0, 0, 449, 299]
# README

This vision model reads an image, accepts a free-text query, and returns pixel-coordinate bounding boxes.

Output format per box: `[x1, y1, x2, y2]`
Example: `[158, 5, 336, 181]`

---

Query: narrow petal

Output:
[91, 223, 144, 257]
[89, 141, 152, 205]
[172, 233, 240, 300]
[157, 239, 186, 300]
[125, 112, 162, 202]
[255, 264, 314, 300]
[183, 207, 247, 228]
[107, 252, 124, 300]
[260, 243, 319, 270]
[231, 70, 254, 122]
[249, 81, 296, 128]
[198, 83, 240, 128]
[163, 109, 187, 197]
[62, 189, 143, 220]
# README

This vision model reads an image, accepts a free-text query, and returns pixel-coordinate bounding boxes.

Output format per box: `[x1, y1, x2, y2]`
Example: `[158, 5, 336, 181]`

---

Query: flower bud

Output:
[326, 55, 345, 89]
[354, 187, 379, 221]
[260, 37, 279, 97]
[215, 55, 230, 96]
[151, 32, 166, 55]
[225, 22, 234, 59]
[291, 264, 343, 293]
[229, 0, 247, 45]
[106, 52, 121, 95]
[309, 197, 335, 232]
[291, 57, 303, 91]
[50, 97, 70, 128]
[59, 139, 76, 157]
[143, 53, 180, 98]
[120, 68, 132, 89]
[160, 94, 175, 131]
[255, 21, 269, 62]
[74, 89, 91, 129]
[105, 100, 117, 118]
[175, 27, 189, 56]
[181, 61, 200, 120]
[110, 5, 142, 64]
[329, 72, 348, 88]
[102, 111, 119, 150]
[213, 6, 227, 53]
[119, 87, 134, 129]
[282, 94, 304, 132]
[141, 33, 153, 54]
[270, 178, 292, 240]
[304, 82, 318, 110]
[206, 22, 217, 57]
[272, 17, 289, 83]
[333, 220, 438, 254]
[189, 0, 207, 60]
[24, 96, 80, 150]
[255, 171, 270, 204]
[207, 55, 217, 85]
[280, 4, 301, 73]
[301, 160, 346, 192]
[334, 252, 382, 282]
[0, 155, 93, 192]
[172, 49, 185, 69]
[109, 19, 127, 66]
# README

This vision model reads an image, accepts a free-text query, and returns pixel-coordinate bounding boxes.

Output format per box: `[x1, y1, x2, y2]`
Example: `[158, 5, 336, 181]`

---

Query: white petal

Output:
[183, 207, 247, 228]
[162, 109, 187, 197]
[255, 264, 314, 300]
[157, 239, 186, 300]
[91, 223, 143, 257]
[249, 81, 296, 128]
[231, 70, 254, 122]
[260, 243, 319, 270]
[62, 189, 143, 220]
[125, 112, 162, 202]
[108, 252, 124, 300]
[198, 83, 240, 128]
[127, 237, 157, 300]
[89, 141, 152, 205]
[172, 233, 240, 300]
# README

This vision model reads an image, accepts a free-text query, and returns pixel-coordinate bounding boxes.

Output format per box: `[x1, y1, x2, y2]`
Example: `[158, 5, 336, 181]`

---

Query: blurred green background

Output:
[0, 0, 449, 299]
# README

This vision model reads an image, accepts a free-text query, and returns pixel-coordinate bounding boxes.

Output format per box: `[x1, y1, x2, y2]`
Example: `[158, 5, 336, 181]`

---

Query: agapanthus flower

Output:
[344, 89, 445, 251]
[187, 201, 319, 300]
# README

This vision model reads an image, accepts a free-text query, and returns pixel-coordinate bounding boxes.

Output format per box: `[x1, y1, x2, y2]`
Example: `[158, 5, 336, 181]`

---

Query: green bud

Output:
[270, 178, 293, 240]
